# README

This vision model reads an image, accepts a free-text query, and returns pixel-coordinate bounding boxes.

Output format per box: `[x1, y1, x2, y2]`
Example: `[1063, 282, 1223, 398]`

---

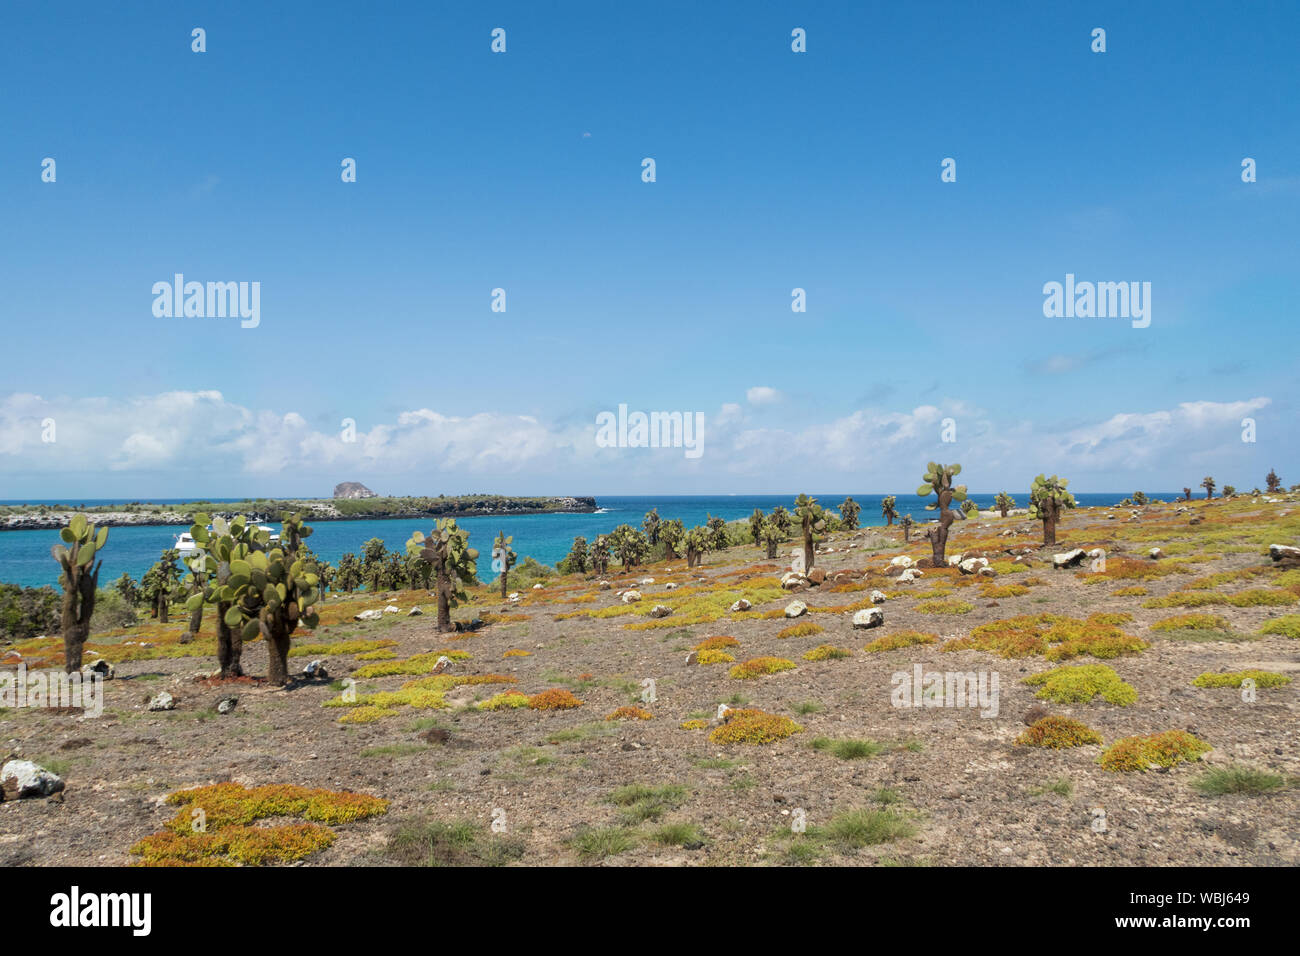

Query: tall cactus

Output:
[659, 518, 685, 559]
[794, 494, 826, 571]
[493, 530, 517, 599]
[51, 514, 107, 673]
[995, 492, 1015, 517]
[407, 519, 478, 633]
[880, 495, 898, 527]
[641, 508, 661, 546]
[1028, 474, 1076, 547]
[1201, 476, 1216, 500]
[840, 497, 861, 530]
[184, 513, 253, 676]
[684, 525, 711, 568]
[900, 513, 914, 542]
[591, 534, 611, 575]
[760, 517, 783, 559]
[917, 462, 967, 565]
[181, 552, 213, 644]
[749, 508, 765, 545]
[187, 512, 321, 683]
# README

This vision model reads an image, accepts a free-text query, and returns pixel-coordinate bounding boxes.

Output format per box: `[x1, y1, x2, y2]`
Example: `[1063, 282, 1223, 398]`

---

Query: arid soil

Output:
[2, 496, 1297, 866]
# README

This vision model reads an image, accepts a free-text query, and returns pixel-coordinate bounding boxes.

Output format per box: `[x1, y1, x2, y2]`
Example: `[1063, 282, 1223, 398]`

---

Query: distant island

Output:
[0, 494, 599, 531]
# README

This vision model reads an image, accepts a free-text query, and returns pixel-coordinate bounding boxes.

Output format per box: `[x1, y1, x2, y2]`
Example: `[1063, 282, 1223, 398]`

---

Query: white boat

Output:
[174, 531, 199, 558]
[174, 520, 279, 557]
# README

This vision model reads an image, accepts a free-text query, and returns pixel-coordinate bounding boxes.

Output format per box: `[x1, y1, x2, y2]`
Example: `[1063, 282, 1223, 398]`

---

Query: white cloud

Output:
[0, 391, 1283, 493]
[746, 386, 782, 405]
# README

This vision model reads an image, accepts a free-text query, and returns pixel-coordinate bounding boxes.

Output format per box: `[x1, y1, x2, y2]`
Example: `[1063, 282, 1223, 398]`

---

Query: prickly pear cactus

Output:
[917, 462, 967, 565]
[51, 513, 107, 673]
[794, 494, 826, 571]
[879, 495, 897, 527]
[995, 492, 1016, 517]
[407, 519, 478, 633]
[493, 530, 517, 598]
[840, 497, 861, 530]
[1028, 474, 1076, 546]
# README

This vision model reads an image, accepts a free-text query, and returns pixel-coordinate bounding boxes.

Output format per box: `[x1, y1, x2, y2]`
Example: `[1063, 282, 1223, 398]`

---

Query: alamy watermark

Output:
[1042, 273, 1150, 328]
[595, 404, 704, 459]
[152, 274, 260, 328]
[1, 663, 104, 717]
[891, 664, 1000, 718]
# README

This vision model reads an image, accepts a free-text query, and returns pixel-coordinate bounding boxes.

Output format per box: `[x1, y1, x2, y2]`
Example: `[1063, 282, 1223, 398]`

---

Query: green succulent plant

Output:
[185, 512, 321, 683]
[995, 492, 1016, 517]
[840, 497, 861, 530]
[1028, 474, 1076, 547]
[880, 495, 897, 527]
[659, 518, 685, 559]
[794, 494, 826, 571]
[684, 525, 711, 568]
[407, 519, 478, 633]
[51, 513, 107, 673]
[917, 462, 967, 565]
[493, 529, 518, 598]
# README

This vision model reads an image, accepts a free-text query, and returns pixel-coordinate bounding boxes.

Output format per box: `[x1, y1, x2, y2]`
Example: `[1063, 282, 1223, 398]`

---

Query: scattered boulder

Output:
[1148, 547, 1164, 560]
[1, 759, 64, 800]
[664, 582, 678, 590]
[685, 651, 700, 666]
[383, 605, 401, 614]
[852, 607, 885, 629]
[639, 577, 655, 586]
[958, 557, 988, 575]
[870, 589, 887, 604]
[81, 660, 114, 680]
[407, 606, 423, 616]
[532, 583, 544, 590]
[597, 580, 612, 590]
[888, 556, 915, 570]
[649, 605, 672, 618]
[354, 609, 384, 622]
[1269, 544, 1300, 564]
[622, 590, 642, 604]
[303, 660, 328, 679]
[216, 696, 238, 715]
[730, 598, 752, 613]
[1052, 549, 1088, 569]
[978, 566, 997, 578]
[781, 572, 807, 590]
[896, 568, 924, 583]
[784, 600, 808, 618]
[147, 692, 175, 712]
[807, 567, 827, 586]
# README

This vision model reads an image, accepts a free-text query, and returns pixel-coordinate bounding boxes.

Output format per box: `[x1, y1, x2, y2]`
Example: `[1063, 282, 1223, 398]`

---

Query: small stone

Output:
[407, 606, 423, 616]
[784, 600, 807, 618]
[147, 692, 175, 712]
[354, 609, 384, 622]
[622, 590, 642, 604]
[649, 604, 671, 618]
[870, 589, 887, 604]
[730, 598, 752, 612]
[216, 696, 238, 714]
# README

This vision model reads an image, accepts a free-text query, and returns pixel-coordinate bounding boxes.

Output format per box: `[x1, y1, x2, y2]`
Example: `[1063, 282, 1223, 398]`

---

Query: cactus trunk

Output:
[59, 583, 92, 674]
[182, 604, 202, 644]
[216, 610, 243, 678]
[499, 570, 508, 600]
[436, 575, 453, 632]
[803, 533, 815, 572]
[262, 618, 291, 685]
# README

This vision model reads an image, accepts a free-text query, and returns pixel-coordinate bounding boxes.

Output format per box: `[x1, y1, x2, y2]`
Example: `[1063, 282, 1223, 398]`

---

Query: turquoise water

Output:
[0, 493, 1170, 589]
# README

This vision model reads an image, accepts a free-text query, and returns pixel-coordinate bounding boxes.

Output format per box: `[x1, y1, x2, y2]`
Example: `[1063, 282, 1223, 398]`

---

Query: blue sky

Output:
[1, 1, 1296, 498]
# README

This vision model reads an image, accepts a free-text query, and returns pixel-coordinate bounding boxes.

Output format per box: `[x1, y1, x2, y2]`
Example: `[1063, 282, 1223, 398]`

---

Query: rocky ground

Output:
[2, 496, 1297, 867]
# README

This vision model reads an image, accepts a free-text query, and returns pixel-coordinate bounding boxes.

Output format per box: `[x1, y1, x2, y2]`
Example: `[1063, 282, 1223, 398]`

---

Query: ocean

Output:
[0, 493, 1174, 589]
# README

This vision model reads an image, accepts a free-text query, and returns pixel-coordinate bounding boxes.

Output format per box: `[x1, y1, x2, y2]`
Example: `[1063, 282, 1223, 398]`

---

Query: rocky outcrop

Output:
[333, 481, 377, 499]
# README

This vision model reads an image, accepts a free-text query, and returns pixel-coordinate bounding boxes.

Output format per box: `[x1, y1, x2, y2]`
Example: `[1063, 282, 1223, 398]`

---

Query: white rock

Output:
[664, 582, 678, 590]
[958, 557, 988, 575]
[784, 600, 807, 618]
[148, 692, 175, 712]
[1269, 544, 1300, 562]
[888, 555, 915, 569]
[407, 606, 423, 615]
[730, 598, 752, 612]
[1148, 547, 1164, 560]
[947, 554, 964, 567]
[870, 589, 887, 604]
[81, 660, 114, 680]
[649, 604, 672, 618]
[597, 580, 612, 590]
[1052, 549, 1088, 569]
[0, 759, 64, 799]
[978, 566, 997, 578]
[852, 607, 885, 629]
[622, 590, 642, 603]
[532, 583, 544, 590]
[354, 609, 384, 622]
[383, 604, 400, 614]
[639, 577, 655, 585]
